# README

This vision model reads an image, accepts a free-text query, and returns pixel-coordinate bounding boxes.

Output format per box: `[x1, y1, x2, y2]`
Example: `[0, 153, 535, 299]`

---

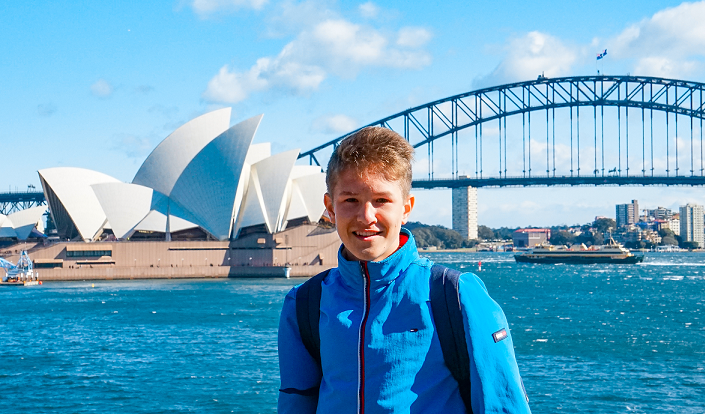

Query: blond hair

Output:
[326, 126, 414, 196]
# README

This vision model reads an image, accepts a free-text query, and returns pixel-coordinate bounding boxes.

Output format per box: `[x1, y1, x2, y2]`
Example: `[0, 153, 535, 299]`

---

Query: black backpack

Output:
[295, 264, 473, 413]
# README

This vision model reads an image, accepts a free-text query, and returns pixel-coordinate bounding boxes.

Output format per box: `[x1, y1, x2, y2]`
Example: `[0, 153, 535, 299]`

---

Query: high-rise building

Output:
[616, 200, 639, 228]
[646, 206, 674, 220]
[668, 218, 680, 236]
[452, 182, 478, 240]
[679, 204, 704, 247]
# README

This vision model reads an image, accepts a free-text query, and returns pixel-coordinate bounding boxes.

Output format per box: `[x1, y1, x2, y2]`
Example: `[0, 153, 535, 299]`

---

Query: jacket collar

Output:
[336, 228, 418, 292]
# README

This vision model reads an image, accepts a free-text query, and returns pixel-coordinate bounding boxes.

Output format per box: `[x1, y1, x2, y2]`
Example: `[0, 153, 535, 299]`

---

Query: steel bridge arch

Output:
[299, 75, 705, 180]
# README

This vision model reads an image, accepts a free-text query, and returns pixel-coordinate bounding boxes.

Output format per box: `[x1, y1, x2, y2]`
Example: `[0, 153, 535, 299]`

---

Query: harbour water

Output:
[1, 252, 703, 413]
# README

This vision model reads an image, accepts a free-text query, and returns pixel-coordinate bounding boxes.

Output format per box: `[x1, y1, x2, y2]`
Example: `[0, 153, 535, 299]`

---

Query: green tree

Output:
[575, 230, 604, 246]
[435, 228, 464, 249]
[594, 218, 616, 233]
[478, 225, 494, 240]
[660, 235, 678, 246]
[680, 240, 699, 250]
[550, 230, 576, 246]
[409, 224, 465, 249]
[592, 232, 605, 246]
[491, 227, 517, 240]
[658, 228, 675, 238]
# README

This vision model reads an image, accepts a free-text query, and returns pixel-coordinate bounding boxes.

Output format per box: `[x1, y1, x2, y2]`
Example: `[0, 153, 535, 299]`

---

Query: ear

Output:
[401, 194, 415, 225]
[324, 193, 336, 224]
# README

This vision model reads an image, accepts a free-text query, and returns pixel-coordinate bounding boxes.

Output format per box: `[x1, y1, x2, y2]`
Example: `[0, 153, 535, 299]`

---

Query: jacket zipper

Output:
[358, 261, 371, 414]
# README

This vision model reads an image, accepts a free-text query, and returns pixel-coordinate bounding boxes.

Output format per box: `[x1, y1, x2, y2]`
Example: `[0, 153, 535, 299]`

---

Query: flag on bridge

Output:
[596, 49, 607, 60]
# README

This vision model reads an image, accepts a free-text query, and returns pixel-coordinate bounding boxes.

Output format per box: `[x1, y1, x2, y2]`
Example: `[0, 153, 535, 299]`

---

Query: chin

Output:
[361, 247, 392, 262]
[346, 246, 379, 262]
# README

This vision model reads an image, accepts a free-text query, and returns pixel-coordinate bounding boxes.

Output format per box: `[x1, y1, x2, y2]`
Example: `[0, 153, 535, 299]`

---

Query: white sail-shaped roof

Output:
[169, 114, 262, 240]
[251, 149, 299, 233]
[92, 182, 200, 239]
[290, 165, 323, 180]
[284, 166, 324, 223]
[132, 107, 232, 197]
[293, 172, 327, 222]
[39, 167, 120, 241]
[8, 206, 47, 240]
[33, 108, 332, 242]
[233, 142, 272, 229]
[0, 215, 18, 238]
[285, 181, 310, 222]
[234, 170, 268, 233]
[244, 143, 271, 165]
[92, 182, 154, 239]
[133, 210, 198, 233]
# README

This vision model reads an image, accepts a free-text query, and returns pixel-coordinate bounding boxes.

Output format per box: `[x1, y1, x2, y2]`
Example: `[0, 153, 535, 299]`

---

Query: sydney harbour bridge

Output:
[4, 75, 705, 237]
[300, 75, 705, 238]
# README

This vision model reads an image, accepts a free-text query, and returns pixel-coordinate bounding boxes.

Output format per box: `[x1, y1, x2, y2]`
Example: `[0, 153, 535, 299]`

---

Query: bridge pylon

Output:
[451, 181, 478, 240]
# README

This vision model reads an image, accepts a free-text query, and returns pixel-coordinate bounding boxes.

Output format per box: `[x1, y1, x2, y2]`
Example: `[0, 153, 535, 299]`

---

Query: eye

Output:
[376, 198, 391, 204]
[344, 197, 358, 203]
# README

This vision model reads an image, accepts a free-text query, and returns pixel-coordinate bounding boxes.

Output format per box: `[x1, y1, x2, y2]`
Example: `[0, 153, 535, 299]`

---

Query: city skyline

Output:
[3, 0, 705, 228]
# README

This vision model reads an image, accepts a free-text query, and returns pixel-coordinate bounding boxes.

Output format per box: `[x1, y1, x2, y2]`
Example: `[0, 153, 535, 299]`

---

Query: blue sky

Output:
[2, 0, 705, 228]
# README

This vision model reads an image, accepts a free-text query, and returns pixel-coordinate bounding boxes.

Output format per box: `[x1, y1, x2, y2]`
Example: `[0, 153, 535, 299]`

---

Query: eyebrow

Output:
[338, 190, 394, 197]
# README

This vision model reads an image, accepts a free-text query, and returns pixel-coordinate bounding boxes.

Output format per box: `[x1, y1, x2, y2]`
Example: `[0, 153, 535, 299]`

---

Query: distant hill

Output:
[404, 222, 476, 249]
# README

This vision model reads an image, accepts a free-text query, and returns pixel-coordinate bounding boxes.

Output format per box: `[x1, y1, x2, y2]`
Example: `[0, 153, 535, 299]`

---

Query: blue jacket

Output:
[278, 230, 531, 413]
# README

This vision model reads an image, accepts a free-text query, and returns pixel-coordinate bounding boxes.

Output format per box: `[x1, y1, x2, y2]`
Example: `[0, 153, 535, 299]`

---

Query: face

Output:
[324, 168, 414, 262]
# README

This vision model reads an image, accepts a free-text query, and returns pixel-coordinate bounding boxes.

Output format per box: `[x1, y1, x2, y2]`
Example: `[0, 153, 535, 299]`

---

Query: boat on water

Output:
[0, 251, 41, 286]
[514, 239, 645, 264]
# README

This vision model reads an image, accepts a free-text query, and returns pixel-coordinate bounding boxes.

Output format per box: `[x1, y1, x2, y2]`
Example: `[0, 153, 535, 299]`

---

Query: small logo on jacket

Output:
[492, 328, 508, 343]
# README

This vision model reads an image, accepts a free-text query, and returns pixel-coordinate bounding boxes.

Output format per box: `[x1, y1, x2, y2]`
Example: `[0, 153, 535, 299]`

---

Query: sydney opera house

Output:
[2, 109, 340, 279]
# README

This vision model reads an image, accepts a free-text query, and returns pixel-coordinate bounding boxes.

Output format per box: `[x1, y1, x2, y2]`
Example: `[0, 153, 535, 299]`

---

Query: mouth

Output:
[353, 230, 382, 240]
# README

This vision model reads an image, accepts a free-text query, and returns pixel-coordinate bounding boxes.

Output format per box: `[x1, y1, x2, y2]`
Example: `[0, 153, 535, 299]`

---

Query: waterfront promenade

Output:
[0, 224, 341, 280]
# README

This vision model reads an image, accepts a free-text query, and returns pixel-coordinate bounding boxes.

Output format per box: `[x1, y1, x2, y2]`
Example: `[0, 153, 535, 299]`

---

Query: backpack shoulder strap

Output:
[430, 264, 473, 414]
[295, 269, 331, 367]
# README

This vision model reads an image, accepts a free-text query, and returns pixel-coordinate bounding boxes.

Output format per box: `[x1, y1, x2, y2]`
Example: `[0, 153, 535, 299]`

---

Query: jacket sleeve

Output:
[278, 285, 322, 414]
[458, 273, 531, 414]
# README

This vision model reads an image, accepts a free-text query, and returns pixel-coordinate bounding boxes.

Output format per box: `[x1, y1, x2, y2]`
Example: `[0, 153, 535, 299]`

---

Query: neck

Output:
[341, 231, 409, 262]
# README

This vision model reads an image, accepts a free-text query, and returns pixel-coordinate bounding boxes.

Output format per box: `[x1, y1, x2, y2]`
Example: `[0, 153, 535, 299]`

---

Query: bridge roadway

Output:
[0, 191, 45, 203]
[412, 175, 705, 189]
[0, 191, 46, 215]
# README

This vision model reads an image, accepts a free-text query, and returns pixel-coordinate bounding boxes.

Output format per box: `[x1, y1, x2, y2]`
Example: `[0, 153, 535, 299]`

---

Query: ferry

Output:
[0, 251, 41, 286]
[514, 239, 645, 264]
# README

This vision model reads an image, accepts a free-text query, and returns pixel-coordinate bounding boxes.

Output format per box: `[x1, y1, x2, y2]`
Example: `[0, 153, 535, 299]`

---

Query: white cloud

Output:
[474, 2, 705, 86]
[311, 114, 358, 134]
[633, 56, 700, 79]
[476, 31, 577, 87]
[612, 2, 705, 59]
[397, 27, 432, 48]
[91, 79, 113, 98]
[190, 0, 267, 17]
[204, 18, 432, 104]
[203, 57, 325, 103]
[265, 0, 338, 37]
[204, 62, 268, 103]
[609, 1, 705, 78]
[359, 2, 379, 18]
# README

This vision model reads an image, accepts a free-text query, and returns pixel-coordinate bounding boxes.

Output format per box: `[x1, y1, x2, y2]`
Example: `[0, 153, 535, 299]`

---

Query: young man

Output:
[278, 127, 530, 413]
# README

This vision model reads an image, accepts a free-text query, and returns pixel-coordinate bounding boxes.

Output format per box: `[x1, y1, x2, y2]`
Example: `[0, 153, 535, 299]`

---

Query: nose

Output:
[359, 202, 377, 225]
